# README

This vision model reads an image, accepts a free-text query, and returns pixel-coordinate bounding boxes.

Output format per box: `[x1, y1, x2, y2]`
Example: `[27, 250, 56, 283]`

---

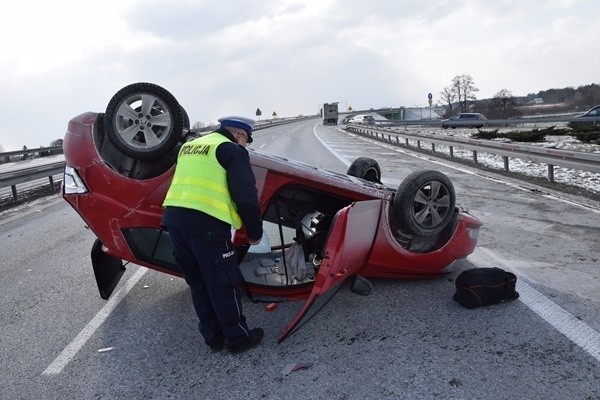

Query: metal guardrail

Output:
[0, 145, 63, 160]
[0, 146, 65, 200]
[0, 161, 64, 201]
[346, 125, 600, 182]
[189, 115, 318, 134]
[371, 115, 600, 128]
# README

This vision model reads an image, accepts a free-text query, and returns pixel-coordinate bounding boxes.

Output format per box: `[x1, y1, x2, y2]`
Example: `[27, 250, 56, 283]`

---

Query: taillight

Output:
[63, 165, 88, 194]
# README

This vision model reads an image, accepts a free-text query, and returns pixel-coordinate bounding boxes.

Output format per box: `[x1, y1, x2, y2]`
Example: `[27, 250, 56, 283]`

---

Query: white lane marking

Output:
[313, 125, 350, 166]
[472, 247, 600, 363]
[42, 267, 148, 375]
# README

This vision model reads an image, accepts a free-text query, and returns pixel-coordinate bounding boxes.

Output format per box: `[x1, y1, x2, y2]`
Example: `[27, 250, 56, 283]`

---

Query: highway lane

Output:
[1, 119, 599, 399]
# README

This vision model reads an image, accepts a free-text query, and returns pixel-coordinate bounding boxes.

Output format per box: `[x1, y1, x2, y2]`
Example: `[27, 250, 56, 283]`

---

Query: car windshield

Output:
[585, 107, 600, 116]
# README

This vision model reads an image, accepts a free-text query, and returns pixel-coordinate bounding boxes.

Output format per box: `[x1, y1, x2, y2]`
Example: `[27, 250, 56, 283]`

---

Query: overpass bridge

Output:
[340, 106, 444, 121]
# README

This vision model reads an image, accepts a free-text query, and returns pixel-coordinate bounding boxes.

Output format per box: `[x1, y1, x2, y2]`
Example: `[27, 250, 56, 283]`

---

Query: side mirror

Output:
[350, 275, 372, 296]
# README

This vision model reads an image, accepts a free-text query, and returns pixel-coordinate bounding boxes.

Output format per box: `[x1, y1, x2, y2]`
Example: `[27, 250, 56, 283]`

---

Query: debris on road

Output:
[281, 363, 312, 376]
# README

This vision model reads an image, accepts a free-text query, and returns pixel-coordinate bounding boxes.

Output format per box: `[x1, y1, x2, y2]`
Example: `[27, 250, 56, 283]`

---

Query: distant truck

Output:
[322, 103, 339, 125]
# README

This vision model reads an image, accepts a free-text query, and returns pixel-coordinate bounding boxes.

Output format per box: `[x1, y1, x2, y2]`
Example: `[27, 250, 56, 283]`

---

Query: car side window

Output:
[122, 228, 179, 272]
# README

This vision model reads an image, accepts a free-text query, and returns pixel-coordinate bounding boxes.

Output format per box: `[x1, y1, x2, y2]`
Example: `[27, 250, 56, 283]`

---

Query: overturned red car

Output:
[62, 83, 482, 342]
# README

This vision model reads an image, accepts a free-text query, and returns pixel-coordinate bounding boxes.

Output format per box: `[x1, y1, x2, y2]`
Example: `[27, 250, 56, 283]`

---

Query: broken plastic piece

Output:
[265, 303, 278, 312]
[281, 363, 312, 376]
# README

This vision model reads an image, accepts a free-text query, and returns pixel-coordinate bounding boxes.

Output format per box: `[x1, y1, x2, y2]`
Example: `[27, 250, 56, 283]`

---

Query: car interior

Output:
[239, 186, 351, 288]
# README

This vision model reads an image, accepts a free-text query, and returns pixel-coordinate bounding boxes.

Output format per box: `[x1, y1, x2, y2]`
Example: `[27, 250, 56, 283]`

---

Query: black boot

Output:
[228, 328, 264, 354]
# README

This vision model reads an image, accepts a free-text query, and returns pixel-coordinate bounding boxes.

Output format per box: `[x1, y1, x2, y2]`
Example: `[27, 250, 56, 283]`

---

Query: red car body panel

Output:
[361, 203, 481, 279]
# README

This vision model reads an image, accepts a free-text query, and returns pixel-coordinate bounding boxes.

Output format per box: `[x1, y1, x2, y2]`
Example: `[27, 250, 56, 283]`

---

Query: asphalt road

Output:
[1, 118, 599, 399]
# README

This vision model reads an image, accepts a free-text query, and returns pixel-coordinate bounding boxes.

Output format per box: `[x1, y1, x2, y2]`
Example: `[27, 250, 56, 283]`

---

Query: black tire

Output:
[393, 170, 456, 236]
[347, 157, 382, 183]
[104, 82, 184, 160]
[181, 106, 190, 130]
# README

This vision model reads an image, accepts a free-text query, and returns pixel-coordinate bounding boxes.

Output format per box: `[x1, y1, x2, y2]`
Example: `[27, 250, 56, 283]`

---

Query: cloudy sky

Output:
[1, 0, 598, 151]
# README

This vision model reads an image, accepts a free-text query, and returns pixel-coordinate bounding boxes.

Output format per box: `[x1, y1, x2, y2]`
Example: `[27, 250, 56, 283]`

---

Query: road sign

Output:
[428, 93, 433, 100]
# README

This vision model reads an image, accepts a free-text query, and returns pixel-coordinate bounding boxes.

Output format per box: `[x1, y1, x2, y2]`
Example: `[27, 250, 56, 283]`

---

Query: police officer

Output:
[161, 116, 263, 354]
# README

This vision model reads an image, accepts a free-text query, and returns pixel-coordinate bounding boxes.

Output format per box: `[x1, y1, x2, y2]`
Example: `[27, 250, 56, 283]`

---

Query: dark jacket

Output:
[161, 128, 262, 241]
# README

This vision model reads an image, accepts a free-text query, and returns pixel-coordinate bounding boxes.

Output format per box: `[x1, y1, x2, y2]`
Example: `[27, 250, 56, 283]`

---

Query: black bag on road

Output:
[453, 267, 519, 309]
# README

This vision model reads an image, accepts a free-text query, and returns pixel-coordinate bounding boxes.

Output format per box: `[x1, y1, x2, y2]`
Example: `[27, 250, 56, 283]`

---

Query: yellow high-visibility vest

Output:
[162, 133, 242, 228]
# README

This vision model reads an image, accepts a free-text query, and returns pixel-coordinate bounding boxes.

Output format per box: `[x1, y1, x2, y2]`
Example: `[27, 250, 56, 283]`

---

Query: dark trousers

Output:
[168, 227, 250, 347]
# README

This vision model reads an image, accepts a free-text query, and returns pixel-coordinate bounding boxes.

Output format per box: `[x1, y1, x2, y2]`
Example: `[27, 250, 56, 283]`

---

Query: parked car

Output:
[441, 113, 487, 129]
[348, 114, 375, 125]
[580, 105, 600, 118]
[62, 83, 482, 343]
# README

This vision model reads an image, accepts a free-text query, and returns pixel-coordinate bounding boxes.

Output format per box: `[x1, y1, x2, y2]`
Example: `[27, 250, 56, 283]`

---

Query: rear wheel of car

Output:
[181, 106, 190, 130]
[393, 170, 456, 236]
[104, 82, 184, 160]
[347, 157, 382, 183]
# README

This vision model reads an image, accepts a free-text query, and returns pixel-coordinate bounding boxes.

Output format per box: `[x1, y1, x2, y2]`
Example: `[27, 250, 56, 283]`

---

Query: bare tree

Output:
[487, 89, 521, 118]
[439, 86, 456, 117]
[570, 84, 600, 109]
[452, 74, 479, 112]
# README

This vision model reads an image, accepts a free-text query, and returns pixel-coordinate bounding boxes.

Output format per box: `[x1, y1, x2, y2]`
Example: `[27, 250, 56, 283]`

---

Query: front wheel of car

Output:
[104, 82, 184, 160]
[347, 157, 382, 183]
[393, 170, 456, 236]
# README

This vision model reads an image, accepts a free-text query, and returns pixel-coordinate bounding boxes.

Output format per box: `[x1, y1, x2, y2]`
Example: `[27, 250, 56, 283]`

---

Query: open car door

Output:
[278, 199, 383, 343]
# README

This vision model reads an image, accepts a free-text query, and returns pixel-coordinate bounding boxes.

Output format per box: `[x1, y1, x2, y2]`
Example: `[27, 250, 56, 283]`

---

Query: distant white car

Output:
[349, 115, 375, 125]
